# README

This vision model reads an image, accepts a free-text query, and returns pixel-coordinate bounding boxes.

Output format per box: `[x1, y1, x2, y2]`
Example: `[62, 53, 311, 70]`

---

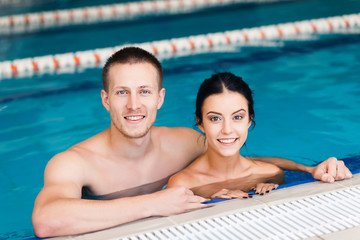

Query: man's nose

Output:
[126, 93, 141, 110]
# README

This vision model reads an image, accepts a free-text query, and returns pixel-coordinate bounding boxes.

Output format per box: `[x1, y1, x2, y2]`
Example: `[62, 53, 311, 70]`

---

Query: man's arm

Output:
[32, 152, 208, 238]
[249, 156, 352, 183]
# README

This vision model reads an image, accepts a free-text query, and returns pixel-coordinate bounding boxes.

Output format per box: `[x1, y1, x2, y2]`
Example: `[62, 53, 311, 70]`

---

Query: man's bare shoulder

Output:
[45, 131, 106, 183]
[154, 126, 199, 135]
[45, 149, 86, 179]
[154, 126, 204, 146]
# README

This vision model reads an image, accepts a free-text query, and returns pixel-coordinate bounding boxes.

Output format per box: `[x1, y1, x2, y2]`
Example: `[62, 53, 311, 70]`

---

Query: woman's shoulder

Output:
[167, 169, 194, 188]
[251, 159, 283, 175]
[167, 156, 208, 189]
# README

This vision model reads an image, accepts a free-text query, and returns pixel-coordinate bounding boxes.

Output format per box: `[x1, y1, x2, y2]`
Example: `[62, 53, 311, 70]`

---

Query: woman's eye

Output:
[234, 115, 243, 120]
[210, 116, 220, 122]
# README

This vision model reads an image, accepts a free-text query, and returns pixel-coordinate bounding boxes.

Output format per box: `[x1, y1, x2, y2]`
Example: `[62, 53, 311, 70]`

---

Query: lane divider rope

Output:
[0, 0, 287, 35]
[0, 13, 359, 80]
[0, 0, 34, 6]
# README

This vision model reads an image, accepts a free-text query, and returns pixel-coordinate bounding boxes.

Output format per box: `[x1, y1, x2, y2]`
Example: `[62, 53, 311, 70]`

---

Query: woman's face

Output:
[199, 90, 252, 157]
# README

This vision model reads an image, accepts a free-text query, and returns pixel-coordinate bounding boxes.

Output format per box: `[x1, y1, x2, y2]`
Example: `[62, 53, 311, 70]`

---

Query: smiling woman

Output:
[167, 72, 285, 199]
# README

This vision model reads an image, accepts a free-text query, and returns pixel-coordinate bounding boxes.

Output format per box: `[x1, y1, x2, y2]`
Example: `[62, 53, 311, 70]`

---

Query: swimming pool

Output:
[0, 0, 360, 239]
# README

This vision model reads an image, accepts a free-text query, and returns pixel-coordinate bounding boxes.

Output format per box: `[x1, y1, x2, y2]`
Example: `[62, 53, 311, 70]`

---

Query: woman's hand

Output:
[312, 157, 352, 183]
[210, 188, 252, 199]
[252, 183, 279, 195]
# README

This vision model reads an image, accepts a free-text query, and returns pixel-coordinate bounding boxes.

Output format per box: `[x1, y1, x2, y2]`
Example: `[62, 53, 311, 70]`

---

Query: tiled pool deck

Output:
[52, 173, 360, 240]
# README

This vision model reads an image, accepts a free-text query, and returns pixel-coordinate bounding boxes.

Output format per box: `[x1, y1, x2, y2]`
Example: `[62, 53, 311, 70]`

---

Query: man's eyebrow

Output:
[112, 85, 153, 90]
[139, 85, 153, 89]
[113, 86, 128, 89]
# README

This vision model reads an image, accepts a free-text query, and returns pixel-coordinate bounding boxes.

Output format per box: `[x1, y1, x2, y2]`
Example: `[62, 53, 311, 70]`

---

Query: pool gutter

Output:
[51, 173, 360, 240]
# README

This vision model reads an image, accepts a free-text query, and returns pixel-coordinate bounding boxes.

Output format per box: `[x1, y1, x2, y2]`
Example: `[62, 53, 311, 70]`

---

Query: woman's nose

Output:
[221, 119, 232, 134]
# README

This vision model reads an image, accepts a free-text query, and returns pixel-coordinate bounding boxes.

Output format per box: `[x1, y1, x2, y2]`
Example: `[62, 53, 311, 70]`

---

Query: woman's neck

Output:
[204, 148, 249, 180]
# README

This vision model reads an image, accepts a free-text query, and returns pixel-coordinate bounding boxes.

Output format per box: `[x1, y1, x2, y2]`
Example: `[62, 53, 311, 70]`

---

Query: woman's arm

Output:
[248, 156, 313, 172]
[248, 156, 352, 182]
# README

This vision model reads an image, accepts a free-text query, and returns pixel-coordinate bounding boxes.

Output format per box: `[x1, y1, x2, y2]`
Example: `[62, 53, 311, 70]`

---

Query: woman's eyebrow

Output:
[232, 109, 246, 115]
[207, 111, 221, 115]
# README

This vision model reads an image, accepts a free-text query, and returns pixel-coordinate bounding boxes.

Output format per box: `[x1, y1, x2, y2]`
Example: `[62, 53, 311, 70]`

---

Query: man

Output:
[32, 47, 352, 238]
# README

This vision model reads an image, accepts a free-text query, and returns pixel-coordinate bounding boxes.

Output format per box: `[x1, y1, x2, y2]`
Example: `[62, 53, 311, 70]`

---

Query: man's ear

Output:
[101, 90, 110, 111]
[157, 88, 166, 109]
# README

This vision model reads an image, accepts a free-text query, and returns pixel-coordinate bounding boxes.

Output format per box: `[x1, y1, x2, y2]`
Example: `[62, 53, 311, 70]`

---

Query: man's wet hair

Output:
[102, 46, 163, 92]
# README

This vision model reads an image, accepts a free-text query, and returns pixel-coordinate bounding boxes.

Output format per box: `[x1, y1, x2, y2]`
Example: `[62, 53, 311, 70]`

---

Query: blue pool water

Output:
[1, 0, 360, 239]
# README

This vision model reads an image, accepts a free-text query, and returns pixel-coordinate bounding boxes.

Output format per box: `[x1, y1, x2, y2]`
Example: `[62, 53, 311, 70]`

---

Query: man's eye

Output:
[210, 116, 220, 122]
[140, 90, 150, 94]
[117, 90, 127, 95]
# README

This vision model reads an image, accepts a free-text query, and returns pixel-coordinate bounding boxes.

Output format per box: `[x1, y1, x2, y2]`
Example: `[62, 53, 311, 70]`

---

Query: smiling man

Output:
[32, 47, 352, 238]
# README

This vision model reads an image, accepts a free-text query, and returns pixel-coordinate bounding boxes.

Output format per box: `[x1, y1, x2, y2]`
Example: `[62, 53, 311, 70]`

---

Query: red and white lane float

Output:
[0, 13, 359, 80]
[0, 0, 287, 35]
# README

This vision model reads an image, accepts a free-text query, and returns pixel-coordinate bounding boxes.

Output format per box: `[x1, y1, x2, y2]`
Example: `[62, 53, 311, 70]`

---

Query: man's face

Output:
[102, 62, 165, 139]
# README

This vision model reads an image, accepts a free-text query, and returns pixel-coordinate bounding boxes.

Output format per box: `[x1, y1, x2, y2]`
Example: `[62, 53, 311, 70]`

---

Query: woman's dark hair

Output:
[195, 72, 255, 127]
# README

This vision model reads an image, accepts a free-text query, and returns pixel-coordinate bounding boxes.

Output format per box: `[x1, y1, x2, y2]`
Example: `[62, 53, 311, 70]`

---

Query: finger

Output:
[264, 184, 273, 193]
[321, 173, 335, 183]
[256, 184, 266, 195]
[210, 189, 229, 199]
[344, 167, 353, 179]
[188, 195, 208, 203]
[260, 185, 268, 195]
[255, 183, 264, 194]
[228, 190, 248, 199]
[197, 196, 209, 203]
[185, 188, 195, 196]
[335, 161, 346, 180]
[326, 157, 338, 178]
[267, 184, 279, 193]
[216, 194, 232, 199]
[313, 166, 326, 180]
[185, 203, 212, 212]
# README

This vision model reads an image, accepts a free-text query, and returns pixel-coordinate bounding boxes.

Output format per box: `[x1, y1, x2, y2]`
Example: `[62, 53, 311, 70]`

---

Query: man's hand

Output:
[150, 186, 211, 216]
[312, 157, 352, 183]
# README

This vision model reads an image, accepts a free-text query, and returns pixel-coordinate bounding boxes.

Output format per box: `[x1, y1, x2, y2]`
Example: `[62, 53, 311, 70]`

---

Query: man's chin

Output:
[113, 122, 153, 139]
[123, 132, 148, 139]
[121, 127, 151, 139]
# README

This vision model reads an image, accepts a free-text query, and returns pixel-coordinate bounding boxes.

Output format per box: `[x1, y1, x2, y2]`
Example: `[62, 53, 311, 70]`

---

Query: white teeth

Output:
[218, 138, 237, 143]
[125, 116, 144, 121]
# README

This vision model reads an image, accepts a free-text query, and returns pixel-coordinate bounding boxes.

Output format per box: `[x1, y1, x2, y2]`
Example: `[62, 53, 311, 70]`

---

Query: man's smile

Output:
[124, 115, 145, 121]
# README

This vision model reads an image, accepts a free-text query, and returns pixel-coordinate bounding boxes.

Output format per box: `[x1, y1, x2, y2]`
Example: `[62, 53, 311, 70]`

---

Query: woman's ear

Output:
[248, 114, 254, 129]
[101, 89, 110, 111]
[196, 117, 205, 133]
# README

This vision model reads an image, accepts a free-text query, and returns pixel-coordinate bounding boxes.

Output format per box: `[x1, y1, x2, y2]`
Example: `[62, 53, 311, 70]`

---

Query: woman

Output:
[167, 72, 284, 199]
